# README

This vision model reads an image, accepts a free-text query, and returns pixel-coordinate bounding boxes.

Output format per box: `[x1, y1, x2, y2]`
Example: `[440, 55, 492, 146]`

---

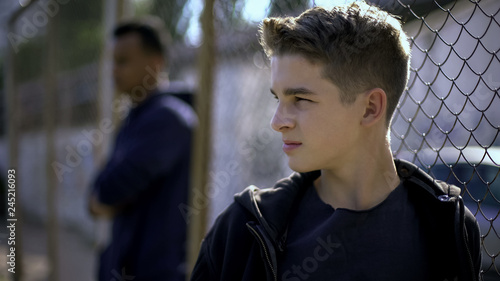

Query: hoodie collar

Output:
[395, 158, 461, 200]
[234, 170, 320, 242]
[234, 159, 461, 243]
[128, 89, 164, 117]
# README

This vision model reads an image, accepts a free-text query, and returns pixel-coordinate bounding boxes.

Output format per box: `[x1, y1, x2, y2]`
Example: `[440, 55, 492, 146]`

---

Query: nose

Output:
[271, 104, 295, 132]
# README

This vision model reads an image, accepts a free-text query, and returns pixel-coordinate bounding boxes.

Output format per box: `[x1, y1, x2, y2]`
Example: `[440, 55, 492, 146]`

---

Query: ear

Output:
[361, 88, 387, 127]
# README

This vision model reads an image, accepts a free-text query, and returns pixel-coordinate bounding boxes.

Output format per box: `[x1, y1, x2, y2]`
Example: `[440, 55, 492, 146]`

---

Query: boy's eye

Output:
[271, 94, 313, 104]
[295, 96, 310, 102]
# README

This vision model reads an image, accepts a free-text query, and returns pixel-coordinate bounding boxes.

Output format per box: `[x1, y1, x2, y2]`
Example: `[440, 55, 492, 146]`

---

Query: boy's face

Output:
[270, 54, 365, 172]
[113, 33, 161, 94]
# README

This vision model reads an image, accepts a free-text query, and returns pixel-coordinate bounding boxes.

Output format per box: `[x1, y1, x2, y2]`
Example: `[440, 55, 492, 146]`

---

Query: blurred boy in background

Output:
[89, 17, 197, 281]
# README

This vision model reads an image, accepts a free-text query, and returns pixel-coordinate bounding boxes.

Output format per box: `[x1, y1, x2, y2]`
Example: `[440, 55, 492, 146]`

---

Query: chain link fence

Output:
[389, 0, 500, 278]
[3, 1, 108, 280]
[6, 0, 102, 235]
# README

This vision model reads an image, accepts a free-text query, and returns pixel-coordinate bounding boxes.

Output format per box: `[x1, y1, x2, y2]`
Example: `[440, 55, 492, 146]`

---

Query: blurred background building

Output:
[0, 0, 498, 280]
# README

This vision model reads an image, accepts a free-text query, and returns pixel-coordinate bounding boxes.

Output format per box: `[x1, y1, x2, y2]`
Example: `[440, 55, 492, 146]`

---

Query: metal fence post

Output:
[6, 13, 23, 281]
[186, 0, 216, 278]
[44, 9, 59, 281]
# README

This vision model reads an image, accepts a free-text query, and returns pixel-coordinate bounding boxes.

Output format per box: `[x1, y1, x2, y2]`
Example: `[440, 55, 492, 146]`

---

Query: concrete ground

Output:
[0, 219, 96, 281]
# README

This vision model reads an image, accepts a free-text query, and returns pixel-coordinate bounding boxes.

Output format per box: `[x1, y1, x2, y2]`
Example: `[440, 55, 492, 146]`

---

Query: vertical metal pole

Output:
[93, 0, 130, 255]
[111, 0, 133, 132]
[96, 0, 119, 167]
[44, 11, 59, 281]
[6, 15, 23, 281]
[186, 0, 216, 278]
[95, 0, 133, 180]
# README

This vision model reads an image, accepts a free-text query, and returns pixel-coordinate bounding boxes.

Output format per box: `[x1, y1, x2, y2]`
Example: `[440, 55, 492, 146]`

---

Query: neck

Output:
[129, 87, 158, 107]
[314, 133, 400, 211]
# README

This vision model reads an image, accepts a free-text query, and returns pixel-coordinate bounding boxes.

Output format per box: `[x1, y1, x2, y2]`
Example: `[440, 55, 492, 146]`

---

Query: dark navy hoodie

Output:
[93, 91, 197, 281]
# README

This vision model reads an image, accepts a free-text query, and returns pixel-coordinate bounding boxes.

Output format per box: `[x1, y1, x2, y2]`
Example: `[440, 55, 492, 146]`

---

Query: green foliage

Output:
[14, 39, 44, 83]
[149, 0, 190, 40]
[214, 0, 247, 29]
[144, 0, 260, 40]
[56, 0, 102, 71]
[269, 0, 310, 16]
[12, 0, 103, 83]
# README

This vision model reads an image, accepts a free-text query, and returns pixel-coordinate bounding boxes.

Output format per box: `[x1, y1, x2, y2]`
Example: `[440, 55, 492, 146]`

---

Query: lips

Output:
[282, 140, 302, 153]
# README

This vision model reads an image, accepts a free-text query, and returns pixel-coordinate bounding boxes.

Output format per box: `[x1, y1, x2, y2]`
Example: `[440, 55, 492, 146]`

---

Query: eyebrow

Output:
[270, 87, 316, 97]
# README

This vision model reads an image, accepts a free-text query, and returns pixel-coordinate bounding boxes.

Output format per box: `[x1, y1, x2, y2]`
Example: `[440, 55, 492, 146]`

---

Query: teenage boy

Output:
[191, 2, 481, 281]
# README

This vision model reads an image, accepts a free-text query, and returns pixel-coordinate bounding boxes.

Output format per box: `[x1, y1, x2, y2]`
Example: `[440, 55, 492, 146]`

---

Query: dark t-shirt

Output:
[277, 182, 437, 281]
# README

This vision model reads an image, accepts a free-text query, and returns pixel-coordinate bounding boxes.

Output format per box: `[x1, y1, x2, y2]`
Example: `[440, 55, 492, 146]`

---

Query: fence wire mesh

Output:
[388, 0, 500, 278]
[3, 1, 105, 280]
[2, 0, 499, 280]
[6, 0, 103, 232]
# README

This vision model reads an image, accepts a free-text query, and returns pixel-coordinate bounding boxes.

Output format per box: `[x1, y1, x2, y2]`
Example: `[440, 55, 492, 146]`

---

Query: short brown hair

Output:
[259, 1, 411, 126]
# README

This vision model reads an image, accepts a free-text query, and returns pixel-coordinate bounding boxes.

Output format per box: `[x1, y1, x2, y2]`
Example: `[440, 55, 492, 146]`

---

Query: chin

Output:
[288, 159, 317, 173]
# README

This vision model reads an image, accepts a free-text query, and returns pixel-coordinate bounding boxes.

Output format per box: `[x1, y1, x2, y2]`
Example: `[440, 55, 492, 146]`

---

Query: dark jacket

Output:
[94, 92, 197, 281]
[191, 159, 481, 281]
